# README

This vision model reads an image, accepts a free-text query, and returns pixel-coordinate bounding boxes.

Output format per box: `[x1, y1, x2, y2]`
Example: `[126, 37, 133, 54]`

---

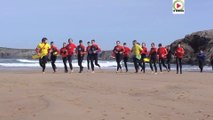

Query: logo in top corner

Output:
[173, 0, 185, 14]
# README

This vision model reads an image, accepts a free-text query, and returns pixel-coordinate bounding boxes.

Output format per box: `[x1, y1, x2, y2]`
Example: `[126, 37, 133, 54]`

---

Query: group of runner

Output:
[36, 37, 213, 74]
[36, 38, 101, 73]
[112, 40, 184, 74]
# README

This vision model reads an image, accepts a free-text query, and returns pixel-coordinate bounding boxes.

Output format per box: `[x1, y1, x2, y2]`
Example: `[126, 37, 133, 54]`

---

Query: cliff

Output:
[169, 29, 213, 64]
[0, 47, 35, 59]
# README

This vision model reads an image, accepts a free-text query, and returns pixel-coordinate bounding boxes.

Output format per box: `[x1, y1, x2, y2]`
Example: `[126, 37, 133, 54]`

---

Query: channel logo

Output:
[173, 0, 185, 14]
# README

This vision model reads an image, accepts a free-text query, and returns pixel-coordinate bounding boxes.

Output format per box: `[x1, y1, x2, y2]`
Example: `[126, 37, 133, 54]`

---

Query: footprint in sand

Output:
[174, 91, 190, 100]
[102, 113, 108, 117]
[126, 112, 130, 115]
[86, 107, 93, 113]
[32, 114, 36, 117]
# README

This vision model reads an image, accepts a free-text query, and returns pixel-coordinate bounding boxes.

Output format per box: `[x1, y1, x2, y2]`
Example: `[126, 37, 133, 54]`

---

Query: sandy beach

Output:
[0, 69, 213, 120]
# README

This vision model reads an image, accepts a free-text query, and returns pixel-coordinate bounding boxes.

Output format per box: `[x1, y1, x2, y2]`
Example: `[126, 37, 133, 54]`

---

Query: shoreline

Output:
[0, 66, 213, 73]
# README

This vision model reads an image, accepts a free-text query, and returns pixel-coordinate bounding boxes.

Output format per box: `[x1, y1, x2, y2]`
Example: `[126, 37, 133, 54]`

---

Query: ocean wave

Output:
[16, 59, 38, 63]
[0, 59, 117, 68]
[0, 59, 212, 72]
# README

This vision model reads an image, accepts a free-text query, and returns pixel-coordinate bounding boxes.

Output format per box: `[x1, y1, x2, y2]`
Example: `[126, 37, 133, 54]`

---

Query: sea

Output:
[0, 58, 212, 72]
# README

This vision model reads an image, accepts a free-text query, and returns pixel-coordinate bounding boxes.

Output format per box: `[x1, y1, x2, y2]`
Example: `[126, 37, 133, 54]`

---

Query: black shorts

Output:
[87, 54, 92, 60]
[90, 54, 98, 60]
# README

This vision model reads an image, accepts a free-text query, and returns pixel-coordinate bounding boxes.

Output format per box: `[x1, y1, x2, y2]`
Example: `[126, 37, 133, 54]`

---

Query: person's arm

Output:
[76, 46, 79, 54]
[55, 46, 60, 54]
[73, 44, 77, 50]
[131, 47, 134, 53]
[47, 44, 50, 54]
[97, 45, 101, 53]
[72, 44, 76, 55]
[165, 48, 168, 56]
[82, 46, 86, 55]
[128, 47, 131, 55]
[60, 48, 62, 55]
[181, 47, 185, 55]
[174, 48, 177, 57]
[120, 46, 124, 53]
[123, 47, 126, 55]
[157, 48, 160, 55]
[112, 46, 117, 54]
[148, 49, 152, 57]
[139, 46, 143, 53]
[197, 54, 200, 59]
[35, 44, 40, 54]
[86, 46, 89, 52]
[210, 55, 213, 60]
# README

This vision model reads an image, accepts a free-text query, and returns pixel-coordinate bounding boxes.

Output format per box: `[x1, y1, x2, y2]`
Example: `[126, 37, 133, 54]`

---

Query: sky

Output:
[0, 0, 213, 50]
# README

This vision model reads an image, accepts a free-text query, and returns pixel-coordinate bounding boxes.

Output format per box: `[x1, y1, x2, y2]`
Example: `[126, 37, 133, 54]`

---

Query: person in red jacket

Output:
[175, 43, 185, 74]
[76, 40, 86, 73]
[50, 41, 60, 73]
[157, 43, 168, 72]
[89, 39, 101, 73]
[86, 41, 92, 71]
[123, 42, 131, 72]
[141, 42, 148, 73]
[66, 38, 76, 72]
[149, 43, 158, 74]
[113, 41, 124, 72]
[60, 42, 69, 73]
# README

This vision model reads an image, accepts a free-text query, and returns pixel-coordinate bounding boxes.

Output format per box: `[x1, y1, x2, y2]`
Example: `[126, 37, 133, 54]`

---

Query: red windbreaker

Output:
[86, 46, 91, 52]
[157, 47, 168, 59]
[66, 43, 76, 55]
[175, 47, 185, 58]
[60, 47, 68, 58]
[141, 47, 148, 55]
[50, 45, 60, 55]
[89, 44, 101, 54]
[113, 45, 124, 54]
[123, 46, 131, 57]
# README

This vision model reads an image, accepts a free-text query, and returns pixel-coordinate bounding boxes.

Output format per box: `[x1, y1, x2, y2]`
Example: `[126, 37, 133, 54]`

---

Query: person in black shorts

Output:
[149, 43, 158, 74]
[167, 46, 173, 72]
[123, 43, 131, 72]
[113, 41, 124, 72]
[76, 40, 86, 73]
[60, 42, 69, 73]
[50, 41, 59, 73]
[89, 40, 101, 73]
[86, 41, 92, 71]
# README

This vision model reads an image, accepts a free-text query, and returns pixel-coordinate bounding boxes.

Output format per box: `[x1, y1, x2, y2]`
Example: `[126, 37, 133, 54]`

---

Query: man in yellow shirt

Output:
[36, 37, 51, 73]
[132, 40, 142, 73]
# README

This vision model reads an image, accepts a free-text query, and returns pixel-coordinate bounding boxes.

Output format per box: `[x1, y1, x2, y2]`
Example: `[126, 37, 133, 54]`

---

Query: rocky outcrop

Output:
[99, 50, 113, 60]
[0, 47, 35, 59]
[169, 29, 213, 64]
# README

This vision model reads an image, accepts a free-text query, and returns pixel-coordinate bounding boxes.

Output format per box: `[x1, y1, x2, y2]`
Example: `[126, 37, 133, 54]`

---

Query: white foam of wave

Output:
[0, 60, 117, 68]
[17, 59, 38, 63]
[1, 59, 212, 71]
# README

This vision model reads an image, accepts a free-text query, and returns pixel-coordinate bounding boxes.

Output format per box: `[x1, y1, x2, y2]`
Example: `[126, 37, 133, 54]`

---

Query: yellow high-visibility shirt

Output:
[132, 44, 142, 56]
[37, 43, 50, 56]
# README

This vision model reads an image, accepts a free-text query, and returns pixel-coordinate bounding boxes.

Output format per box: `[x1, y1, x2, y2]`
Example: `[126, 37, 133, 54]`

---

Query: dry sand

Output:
[0, 69, 213, 120]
